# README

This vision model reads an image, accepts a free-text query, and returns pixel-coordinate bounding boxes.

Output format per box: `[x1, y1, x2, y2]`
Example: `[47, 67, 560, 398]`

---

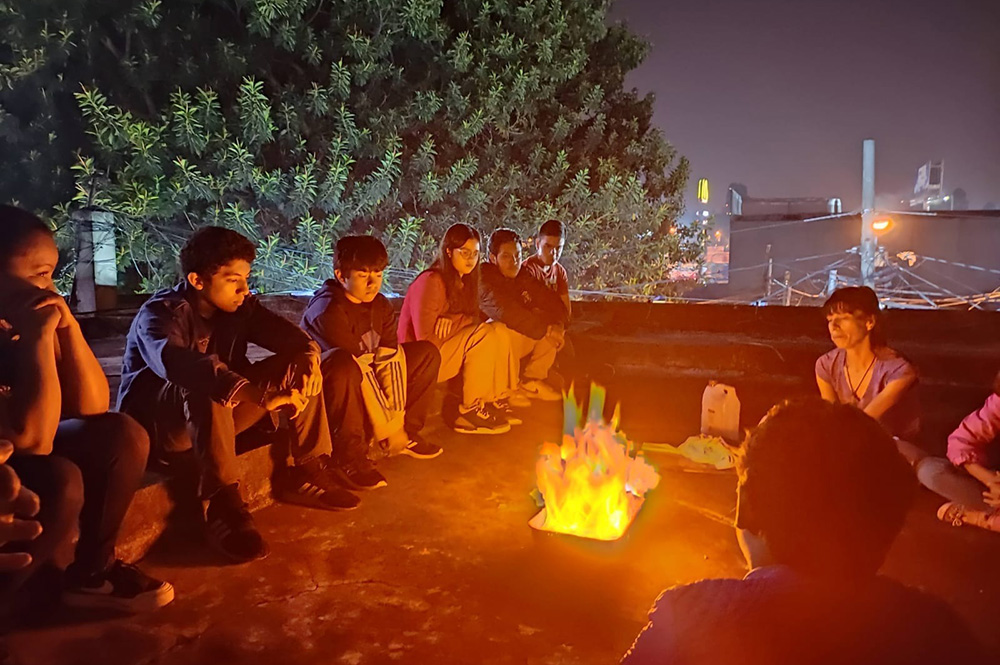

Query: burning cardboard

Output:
[530, 384, 660, 542]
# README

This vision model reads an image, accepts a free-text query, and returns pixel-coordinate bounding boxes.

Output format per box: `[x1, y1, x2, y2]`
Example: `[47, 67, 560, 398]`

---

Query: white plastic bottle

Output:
[701, 381, 741, 444]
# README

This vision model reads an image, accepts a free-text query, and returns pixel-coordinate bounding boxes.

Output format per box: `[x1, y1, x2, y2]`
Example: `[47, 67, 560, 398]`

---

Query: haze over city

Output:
[612, 0, 1000, 210]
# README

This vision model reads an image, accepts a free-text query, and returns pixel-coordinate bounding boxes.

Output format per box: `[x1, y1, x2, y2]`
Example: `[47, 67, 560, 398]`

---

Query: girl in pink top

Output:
[924, 375, 1000, 532]
[398, 224, 523, 435]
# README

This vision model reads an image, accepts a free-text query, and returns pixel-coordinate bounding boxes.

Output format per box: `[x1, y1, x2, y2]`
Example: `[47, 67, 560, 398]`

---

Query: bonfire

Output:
[531, 384, 660, 541]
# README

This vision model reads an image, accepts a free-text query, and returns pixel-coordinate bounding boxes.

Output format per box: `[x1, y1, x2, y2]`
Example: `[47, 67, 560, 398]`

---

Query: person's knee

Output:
[489, 322, 513, 346]
[41, 457, 85, 525]
[182, 389, 226, 421]
[321, 349, 362, 387]
[407, 341, 441, 374]
[467, 323, 500, 352]
[91, 413, 151, 472]
[914, 456, 953, 486]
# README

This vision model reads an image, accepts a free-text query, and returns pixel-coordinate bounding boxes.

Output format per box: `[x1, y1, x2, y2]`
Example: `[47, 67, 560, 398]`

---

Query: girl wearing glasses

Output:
[398, 224, 524, 435]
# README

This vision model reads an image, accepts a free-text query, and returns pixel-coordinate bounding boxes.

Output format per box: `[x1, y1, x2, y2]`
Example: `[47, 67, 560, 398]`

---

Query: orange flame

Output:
[532, 384, 660, 541]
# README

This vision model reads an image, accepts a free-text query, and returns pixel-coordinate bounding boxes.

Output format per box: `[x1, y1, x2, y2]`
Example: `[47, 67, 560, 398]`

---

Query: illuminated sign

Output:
[697, 178, 709, 204]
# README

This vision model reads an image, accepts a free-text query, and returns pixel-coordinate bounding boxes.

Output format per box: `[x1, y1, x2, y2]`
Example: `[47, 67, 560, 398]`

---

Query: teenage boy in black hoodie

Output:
[301, 236, 442, 492]
[119, 227, 359, 565]
[480, 228, 565, 401]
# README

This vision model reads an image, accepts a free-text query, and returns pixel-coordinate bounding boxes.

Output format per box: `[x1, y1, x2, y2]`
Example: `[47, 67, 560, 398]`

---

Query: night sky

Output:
[610, 0, 1000, 212]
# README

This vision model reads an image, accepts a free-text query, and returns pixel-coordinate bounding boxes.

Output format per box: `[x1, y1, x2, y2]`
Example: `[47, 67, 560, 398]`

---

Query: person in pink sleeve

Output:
[916, 375, 1000, 533]
[815, 286, 919, 440]
[398, 223, 525, 435]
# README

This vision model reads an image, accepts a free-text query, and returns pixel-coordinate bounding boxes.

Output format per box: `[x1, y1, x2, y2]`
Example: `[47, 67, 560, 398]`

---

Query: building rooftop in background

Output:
[727, 186, 843, 218]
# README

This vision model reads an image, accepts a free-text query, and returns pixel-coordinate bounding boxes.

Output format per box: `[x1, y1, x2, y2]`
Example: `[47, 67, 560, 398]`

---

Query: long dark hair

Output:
[822, 286, 887, 348]
[432, 223, 481, 315]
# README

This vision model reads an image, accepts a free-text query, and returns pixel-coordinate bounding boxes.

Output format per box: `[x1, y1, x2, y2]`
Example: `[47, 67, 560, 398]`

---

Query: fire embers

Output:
[531, 384, 660, 541]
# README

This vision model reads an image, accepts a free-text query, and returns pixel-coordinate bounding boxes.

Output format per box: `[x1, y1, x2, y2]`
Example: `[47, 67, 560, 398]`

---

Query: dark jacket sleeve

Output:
[378, 296, 399, 348]
[303, 297, 362, 354]
[134, 300, 248, 405]
[519, 273, 569, 326]
[480, 269, 548, 340]
[245, 296, 318, 358]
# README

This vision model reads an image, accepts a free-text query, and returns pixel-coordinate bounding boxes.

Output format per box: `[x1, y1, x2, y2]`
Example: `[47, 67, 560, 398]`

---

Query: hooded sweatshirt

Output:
[301, 279, 398, 355]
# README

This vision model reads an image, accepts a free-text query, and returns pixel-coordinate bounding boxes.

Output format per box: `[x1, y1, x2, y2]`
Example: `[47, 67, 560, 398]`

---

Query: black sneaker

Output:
[453, 404, 511, 434]
[276, 457, 363, 509]
[490, 400, 523, 426]
[205, 484, 270, 563]
[63, 560, 175, 612]
[333, 460, 388, 491]
[400, 434, 443, 459]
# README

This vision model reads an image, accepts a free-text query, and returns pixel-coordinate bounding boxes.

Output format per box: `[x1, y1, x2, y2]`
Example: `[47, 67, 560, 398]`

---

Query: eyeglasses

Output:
[454, 248, 480, 260]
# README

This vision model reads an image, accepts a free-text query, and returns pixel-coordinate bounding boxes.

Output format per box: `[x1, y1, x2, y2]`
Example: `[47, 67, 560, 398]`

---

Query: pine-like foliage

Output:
[0, 0, 705, 294]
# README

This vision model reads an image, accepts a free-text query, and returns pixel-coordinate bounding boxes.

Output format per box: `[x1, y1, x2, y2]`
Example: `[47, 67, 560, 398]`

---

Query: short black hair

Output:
[488, 228, 520, 258]
[334, 235, 388, 275]
[0, 205, 54, 266]
[737, 398, 915, 578]
[179, 226, 256, 277]
[823, 286, 886, 347]
[538, 219, 564, 238]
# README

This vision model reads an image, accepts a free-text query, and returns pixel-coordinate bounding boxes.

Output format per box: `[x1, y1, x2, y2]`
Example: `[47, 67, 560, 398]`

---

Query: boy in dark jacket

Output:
[301, 236, 442, 492]
[481, 228, 565, 401]
[520, 219, 571, 320]
[118, 227, 358, 564]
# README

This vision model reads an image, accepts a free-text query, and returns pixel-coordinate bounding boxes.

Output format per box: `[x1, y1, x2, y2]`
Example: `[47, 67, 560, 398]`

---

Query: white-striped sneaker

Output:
[64, 560, 174, 612]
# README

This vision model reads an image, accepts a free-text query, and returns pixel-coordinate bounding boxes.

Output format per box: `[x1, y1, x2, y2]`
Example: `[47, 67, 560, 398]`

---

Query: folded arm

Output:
[55, 315, 110, 416]
[864, 374, 917, 421]
[5, 329, 61, 455]
[135, 301, 249, 406]
[948, 393, 1000, 467]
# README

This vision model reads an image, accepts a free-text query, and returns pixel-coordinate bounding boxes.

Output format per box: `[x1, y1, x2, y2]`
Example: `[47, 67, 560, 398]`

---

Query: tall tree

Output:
[1, 0, 704, 294]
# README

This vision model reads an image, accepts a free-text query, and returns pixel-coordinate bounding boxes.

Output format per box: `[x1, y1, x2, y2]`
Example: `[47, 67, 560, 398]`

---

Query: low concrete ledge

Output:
[99, 297, 1000, 563]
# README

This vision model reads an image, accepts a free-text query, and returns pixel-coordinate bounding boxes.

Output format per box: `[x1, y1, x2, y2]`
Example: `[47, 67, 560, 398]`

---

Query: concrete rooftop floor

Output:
[8, 381, 1000, 664]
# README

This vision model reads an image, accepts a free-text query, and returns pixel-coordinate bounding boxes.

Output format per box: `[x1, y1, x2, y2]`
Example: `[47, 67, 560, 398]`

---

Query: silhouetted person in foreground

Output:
[0, 206, 172, 615]
[622, 398, 988, 665]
